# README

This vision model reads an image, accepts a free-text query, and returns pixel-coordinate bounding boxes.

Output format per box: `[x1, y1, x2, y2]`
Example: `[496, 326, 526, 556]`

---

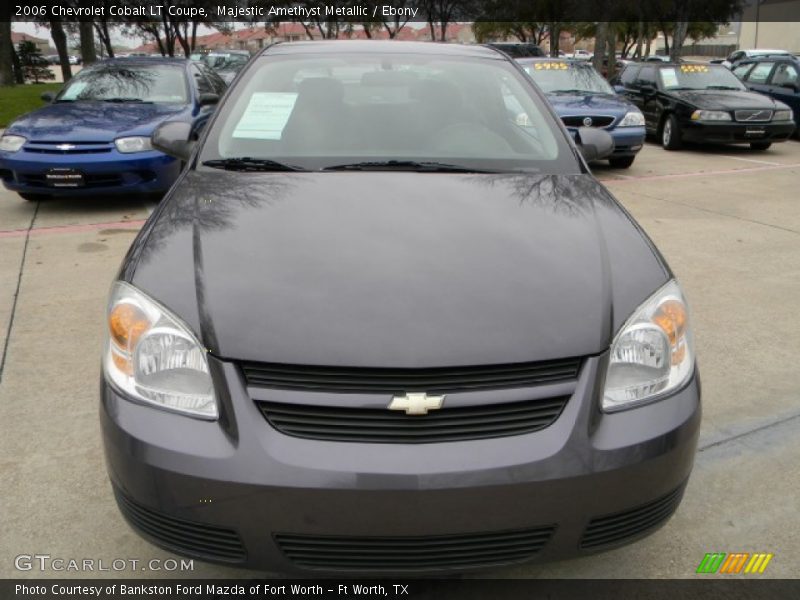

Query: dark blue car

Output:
[0, 58, 225, 201]
[733, 56, 800, 134]
[518, 58, 646, 168]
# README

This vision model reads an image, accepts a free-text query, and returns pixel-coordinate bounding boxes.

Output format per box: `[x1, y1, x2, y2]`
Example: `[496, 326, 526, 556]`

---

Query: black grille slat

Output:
[114, 490, 246, 562]
[258, 396, 568, 444]
[275, 526, 555, 570]
[561, 115, 615, 128]
[580, 485, 685, 549]
[242, 358, 581, 394]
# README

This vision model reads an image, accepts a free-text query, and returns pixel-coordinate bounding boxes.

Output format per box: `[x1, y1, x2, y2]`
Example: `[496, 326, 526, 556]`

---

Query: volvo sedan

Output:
[101, 41, 700, 574]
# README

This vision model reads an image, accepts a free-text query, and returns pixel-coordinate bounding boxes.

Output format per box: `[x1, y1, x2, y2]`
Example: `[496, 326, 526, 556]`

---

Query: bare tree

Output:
[0, 15, 14, 86]
[79, 22, 97, 65]
[49, 18, 73, 82]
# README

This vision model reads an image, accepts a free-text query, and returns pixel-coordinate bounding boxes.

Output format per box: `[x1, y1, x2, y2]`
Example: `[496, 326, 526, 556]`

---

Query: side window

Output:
[620, 66, 639, 87]
[771, 63, 799, 87]
[747, 62, 775, 84]
[191, 64, 213, 95]
[732, 63, 754, 80]
[636, 66, 656, 87]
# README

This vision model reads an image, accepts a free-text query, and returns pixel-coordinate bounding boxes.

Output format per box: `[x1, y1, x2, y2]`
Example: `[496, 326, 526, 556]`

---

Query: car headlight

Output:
[773, 109, 793, 121]
[103, 281, 217, 419]
[0, 134, 26, 152]
[602, 279, 694, 412]
[690, 110, 731, 122]
[618, 111, 645, 127]
[114, 136, 153, 153]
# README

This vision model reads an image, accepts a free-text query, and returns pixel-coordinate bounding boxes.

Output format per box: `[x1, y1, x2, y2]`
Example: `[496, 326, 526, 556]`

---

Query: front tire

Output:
[661, 115, 683, 150]
[750, 142, 772, 151]
[609, 156, 635, 169]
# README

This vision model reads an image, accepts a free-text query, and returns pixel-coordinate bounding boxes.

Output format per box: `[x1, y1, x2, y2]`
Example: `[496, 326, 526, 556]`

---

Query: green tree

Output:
[17, 40, 55, 84]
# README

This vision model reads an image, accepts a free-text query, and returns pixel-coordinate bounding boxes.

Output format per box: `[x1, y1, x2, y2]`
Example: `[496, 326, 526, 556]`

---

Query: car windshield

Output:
[215, 55, 249, 72]
[200, 52, 570, 172]
[521, 61, 614, 94]
[658, 65, 746, 91]
[56, 63, 188, 103]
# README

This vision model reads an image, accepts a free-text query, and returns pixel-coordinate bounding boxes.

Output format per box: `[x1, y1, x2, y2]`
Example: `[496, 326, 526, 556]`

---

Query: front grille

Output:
[257, 396, 569, 443]
[580, 484, 686, 549]
[24, 141, 113, 154]
[561, 115, 615, 128]
[275, 525, 556, 571]
[114, 489, 246, 562]
[734, 109, 773, 122]
[241, 357, 581, 394]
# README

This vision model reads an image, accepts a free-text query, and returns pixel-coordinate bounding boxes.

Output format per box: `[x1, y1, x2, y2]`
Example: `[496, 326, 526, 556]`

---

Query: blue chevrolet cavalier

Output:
[518, 58, 646, 168]
[0, 58, 225, 201]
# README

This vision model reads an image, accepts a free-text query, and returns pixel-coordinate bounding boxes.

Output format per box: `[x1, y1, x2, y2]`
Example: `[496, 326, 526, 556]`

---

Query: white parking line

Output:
[724, 156, 783, 166]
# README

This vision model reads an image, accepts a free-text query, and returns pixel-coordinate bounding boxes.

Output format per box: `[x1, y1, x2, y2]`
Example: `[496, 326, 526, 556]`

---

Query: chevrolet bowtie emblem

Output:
[56, 144, 76, 151]
[388, 393, 445, 415]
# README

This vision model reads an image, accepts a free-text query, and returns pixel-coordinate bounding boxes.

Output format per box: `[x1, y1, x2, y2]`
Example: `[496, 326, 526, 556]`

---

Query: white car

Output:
[722, 49, 791, 69]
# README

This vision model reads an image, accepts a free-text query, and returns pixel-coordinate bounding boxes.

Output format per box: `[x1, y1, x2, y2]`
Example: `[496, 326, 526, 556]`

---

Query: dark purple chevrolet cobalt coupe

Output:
[100, 41, 700, 574]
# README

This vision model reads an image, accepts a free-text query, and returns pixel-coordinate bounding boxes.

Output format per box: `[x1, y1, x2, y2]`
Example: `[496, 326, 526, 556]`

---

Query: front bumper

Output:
[680, 119, 795, 144]
[609, 126, 646, 157]
[0, 148, 180, 196]
[100, 354, 701, 574]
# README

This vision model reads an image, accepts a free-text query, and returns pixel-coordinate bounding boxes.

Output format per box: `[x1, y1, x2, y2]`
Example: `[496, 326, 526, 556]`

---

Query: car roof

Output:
[261, 40, 503, 59]
[739, 54, 798, 62]
[517, 57, 587, 64]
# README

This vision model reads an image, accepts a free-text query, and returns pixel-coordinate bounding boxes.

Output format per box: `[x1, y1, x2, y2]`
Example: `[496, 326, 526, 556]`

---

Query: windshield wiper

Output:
[549, 89, 597, 95]
[202, 157, 306, 172]
[322, 160, 501, 173]
[102, 98, 151, 103]
[705, 85, 741, 90]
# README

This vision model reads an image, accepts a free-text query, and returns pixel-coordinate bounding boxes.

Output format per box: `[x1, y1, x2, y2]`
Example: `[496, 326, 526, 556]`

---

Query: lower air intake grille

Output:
[580, 484, 686, 549]
[114, 489, 246, 562]
[241, 358, 581, 394]
[257, 396, 569, 443]
[275, 526, 556, 571]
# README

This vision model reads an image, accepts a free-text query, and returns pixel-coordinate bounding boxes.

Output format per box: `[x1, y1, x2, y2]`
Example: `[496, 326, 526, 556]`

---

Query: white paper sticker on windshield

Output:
[60, 81, 88, 100]
[232, 92, 298, 140]
[660, 68, 679, 89]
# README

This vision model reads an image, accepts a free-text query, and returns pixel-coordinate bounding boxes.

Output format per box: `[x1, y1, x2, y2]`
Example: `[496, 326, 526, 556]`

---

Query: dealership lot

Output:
[1, 140, 799, 578]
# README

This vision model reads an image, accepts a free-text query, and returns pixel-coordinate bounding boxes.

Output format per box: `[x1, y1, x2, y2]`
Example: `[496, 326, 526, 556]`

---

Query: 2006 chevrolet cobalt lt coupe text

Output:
[100, 41, 700, 574]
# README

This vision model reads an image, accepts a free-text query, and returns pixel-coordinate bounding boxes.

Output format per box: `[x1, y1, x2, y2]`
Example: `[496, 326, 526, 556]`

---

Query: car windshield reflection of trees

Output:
[60, 64, 181, 102]
[528, 67, 613, 95]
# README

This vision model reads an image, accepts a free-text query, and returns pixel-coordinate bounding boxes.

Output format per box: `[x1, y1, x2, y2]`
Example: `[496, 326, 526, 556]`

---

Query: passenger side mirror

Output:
[152, 121, 196, 161]
[575, 127, 615, 162]
[613, 84, 626, 94]
[780, 82, 799, 92]
[40, 92, 54, 102]
[199, 93, 220, 106]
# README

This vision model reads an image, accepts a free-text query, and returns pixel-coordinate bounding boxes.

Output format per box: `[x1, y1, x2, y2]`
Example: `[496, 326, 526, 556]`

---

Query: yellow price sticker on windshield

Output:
[680, 64, 709, 73]
[534, 62, 569, 70]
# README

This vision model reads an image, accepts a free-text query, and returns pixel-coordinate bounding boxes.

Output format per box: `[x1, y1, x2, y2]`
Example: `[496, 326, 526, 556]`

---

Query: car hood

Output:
[7, 101, 189, 142]
[546, 93, 633, 117]
[127, 172, 669, 367]
[671, 89, 785, 111]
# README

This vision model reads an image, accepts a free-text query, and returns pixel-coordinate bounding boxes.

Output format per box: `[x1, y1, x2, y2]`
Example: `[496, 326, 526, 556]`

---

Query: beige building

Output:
[739, 0, 800, 51]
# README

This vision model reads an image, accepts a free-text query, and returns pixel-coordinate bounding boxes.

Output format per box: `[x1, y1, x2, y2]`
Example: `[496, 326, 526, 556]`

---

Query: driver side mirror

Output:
[152, 121, 196, 161]
[780, 82, 799, 92]
[613, 84, 626, 94]
[640, 84, 656, 96]
[574, 127, 615, 162]
[199, 93, 220, 106]
[41, 92, 54, 102]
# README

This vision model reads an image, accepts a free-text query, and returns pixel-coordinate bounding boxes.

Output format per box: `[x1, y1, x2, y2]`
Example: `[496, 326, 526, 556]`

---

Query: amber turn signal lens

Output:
[109, 302, 150, 350]
[653, 299, 687, 365]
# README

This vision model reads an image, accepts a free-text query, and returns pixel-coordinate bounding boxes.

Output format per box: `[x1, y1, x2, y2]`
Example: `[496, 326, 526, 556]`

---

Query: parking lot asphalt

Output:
[1, 140, 799, 579]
